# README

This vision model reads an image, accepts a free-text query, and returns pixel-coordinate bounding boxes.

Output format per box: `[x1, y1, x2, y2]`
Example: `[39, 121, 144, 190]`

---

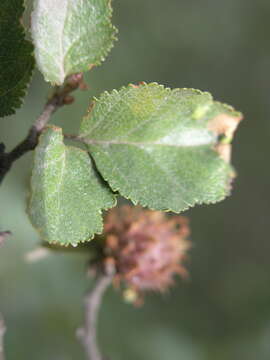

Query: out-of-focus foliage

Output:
[0, 0, 34, 117]
[1, 0, 270, 359]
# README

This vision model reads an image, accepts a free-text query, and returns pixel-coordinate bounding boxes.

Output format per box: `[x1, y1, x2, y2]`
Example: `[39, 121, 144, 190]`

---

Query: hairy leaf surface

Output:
[31, 0, 117, 84]
[0, 0, 34, 117]
[29, 126, 116, 245]
[80, 83, 242, 212]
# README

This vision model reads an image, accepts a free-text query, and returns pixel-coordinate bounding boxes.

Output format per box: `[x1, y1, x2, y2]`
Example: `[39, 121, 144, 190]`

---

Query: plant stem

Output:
[78, 273, 113, 360]
[0, 314, 6, 360]
[0, 73, 84, 185]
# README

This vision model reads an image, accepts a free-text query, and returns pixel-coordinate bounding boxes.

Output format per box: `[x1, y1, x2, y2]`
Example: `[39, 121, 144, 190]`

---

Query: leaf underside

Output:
[31, 0, 117, 84]
[28, 126, 116, 246]
[0, 0, 34, 117]
[80, 83, 242, 213]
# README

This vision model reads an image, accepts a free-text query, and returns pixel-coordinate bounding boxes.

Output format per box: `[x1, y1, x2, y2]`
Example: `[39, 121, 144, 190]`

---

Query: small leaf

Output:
[0, 0, 34, 117]
[80, 83, 242, 213]
[31, 0, 117, 85]
[28, 126, 116, 246]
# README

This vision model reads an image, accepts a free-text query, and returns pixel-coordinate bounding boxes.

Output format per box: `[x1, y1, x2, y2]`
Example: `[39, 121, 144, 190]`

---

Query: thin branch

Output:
[0, 73, 85, 184]
[0, 234, 9, 360]
[78, 270, 114, 360]
[0, 314, 6, 360]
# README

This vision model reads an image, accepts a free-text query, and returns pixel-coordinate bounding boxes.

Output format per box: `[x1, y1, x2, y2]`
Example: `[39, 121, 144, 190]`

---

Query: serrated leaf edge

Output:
[27, 125, 117, 247]
[31, 0, 118, 85]
[81, 82, 240, 213]
[87, 147, 232, 214]
[0, 0, 35, 117]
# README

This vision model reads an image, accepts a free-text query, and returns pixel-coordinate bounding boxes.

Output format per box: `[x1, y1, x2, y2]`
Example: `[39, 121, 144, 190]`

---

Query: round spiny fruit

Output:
[103, 206, 191, 302]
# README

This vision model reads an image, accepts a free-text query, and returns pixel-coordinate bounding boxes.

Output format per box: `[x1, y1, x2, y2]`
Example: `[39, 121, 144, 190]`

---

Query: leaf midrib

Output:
[81, 138, 214, 148]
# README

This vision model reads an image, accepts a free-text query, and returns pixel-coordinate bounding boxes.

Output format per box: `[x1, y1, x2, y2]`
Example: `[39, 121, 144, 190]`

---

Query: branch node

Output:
[0, 74, 85, 185]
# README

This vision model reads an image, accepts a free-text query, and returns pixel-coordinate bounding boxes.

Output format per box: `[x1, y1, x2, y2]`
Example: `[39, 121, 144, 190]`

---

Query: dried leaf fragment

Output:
[208, 113, 243, 139]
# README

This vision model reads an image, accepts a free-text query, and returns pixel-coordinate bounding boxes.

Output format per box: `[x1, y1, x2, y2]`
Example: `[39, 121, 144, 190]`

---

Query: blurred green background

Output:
[1, 0, 270, 359]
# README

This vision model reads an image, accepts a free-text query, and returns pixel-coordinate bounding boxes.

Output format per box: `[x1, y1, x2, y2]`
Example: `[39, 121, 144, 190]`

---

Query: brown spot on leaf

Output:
[129, 84, 140, 89]
[208, 113, 243, 137]
[215, 143, 232, 163]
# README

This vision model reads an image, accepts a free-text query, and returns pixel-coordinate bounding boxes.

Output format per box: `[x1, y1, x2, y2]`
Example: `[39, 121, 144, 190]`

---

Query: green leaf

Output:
[28, 126, 116, 246]
[0, 0, 34, 117]
[31, 0, 117, 85]
[80, 83, 242, 213]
